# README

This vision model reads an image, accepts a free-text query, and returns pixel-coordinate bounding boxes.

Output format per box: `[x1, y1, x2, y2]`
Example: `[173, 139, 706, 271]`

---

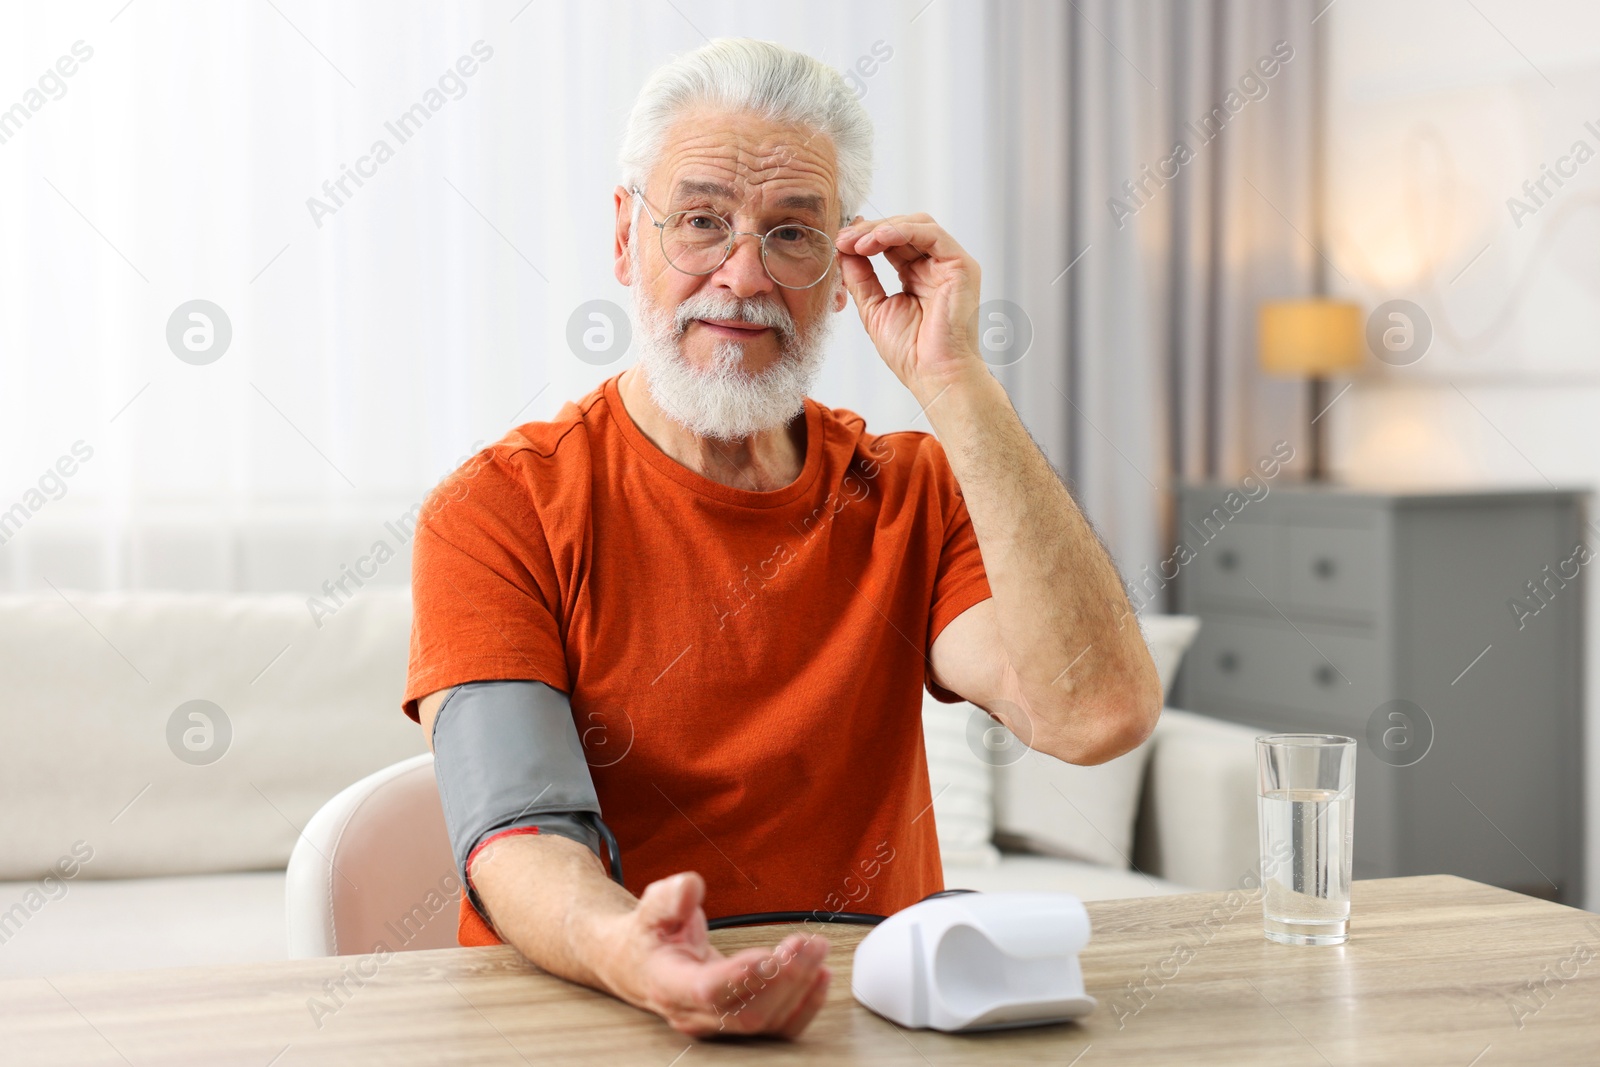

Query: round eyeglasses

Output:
[631, 185, 838, 290]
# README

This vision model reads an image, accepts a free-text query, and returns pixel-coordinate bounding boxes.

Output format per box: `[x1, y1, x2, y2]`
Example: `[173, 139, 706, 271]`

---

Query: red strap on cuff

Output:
[465, 826, 541, 892]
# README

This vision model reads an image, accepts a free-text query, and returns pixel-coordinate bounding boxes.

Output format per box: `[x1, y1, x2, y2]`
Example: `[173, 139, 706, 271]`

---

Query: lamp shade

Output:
[1258, 300, 1363, 376]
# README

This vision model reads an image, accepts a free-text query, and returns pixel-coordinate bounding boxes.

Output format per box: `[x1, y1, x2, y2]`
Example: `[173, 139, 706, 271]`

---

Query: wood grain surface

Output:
[3, 875, 1597, 1065]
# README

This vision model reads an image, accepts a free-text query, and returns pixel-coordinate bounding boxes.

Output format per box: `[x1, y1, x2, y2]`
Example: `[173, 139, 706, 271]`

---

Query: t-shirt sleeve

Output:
[922, 441, 992, 704]
[402, 451, 570, 722]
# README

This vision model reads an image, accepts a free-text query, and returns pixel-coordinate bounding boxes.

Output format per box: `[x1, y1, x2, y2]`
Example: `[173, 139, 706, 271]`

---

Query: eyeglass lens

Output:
[659, 211, 835, 287]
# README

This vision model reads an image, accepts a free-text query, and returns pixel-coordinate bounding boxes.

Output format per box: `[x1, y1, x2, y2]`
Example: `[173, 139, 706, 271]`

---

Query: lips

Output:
[695, 319, 773, 338]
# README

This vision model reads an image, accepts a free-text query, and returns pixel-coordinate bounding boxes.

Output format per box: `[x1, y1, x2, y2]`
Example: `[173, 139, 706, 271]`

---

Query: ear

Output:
[830, 271, 848, 313]
[613, 185, 634, 287]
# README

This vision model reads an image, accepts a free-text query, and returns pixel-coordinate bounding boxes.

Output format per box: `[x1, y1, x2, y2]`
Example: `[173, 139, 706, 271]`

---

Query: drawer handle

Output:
[1314, 664, 1338, 687]
[1218, 651, 1239, 674]
[1314, 557, 1337, 580]
[1219, 550, 1239, 572]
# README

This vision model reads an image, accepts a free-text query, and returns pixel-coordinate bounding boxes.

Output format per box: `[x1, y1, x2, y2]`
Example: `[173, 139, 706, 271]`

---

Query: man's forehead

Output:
[655, 113, 836, 209]
[670, 176, 828, 214]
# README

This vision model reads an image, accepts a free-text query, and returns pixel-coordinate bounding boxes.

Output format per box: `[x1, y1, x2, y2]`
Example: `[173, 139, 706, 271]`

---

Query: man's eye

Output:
[770, 225, 807, 243]
[683, 213, 726, 231]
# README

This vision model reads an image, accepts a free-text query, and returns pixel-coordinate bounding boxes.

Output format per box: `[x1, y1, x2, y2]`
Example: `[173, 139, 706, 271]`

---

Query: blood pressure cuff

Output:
[430, 680, 602, 922]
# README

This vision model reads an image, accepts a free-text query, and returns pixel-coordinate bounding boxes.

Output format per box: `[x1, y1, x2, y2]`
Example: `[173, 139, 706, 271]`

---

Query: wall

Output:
[1325, 0, 1600, 909]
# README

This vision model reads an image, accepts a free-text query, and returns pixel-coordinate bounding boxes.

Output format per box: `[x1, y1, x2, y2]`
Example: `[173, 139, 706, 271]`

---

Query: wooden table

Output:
[4, 875, 1598, 1065]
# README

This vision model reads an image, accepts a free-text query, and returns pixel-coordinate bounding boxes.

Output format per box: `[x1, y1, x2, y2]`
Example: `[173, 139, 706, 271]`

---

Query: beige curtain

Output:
[985, 0, 1323, 603]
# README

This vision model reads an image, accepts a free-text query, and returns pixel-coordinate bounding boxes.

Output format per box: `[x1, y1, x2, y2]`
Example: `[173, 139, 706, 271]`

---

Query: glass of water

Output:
[1256, 734, 1356, 946]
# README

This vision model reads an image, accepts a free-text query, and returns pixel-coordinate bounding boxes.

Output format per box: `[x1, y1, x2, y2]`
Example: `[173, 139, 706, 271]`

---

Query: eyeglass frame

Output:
[628, 184, 840, 290]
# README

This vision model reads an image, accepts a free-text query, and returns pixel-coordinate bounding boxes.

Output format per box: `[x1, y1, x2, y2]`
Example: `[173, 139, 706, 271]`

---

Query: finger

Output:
[710, 937, 811, 1014]
[705, 936, 825, 1035]
[692, 934, 819, 999]
[691, 944, 789, 1018]
[635, 871, 708, 943]
[882, 242, 930, 274]
[745, 936, 826, 1031]
[679, 938, 828, 1037]
[884, 246, 939, 296]
[838, 216, 932, 254]
[657, 951, 773, 1037]
[642, 945, 757, 1030]
[838, 251, 888, 317]
[833, 212, 867, 246]
[841, 218, 968, 263]
[758, 940, 828, 1032]
[776, 966, 832, 1040]
[648, 934, 825, 1038]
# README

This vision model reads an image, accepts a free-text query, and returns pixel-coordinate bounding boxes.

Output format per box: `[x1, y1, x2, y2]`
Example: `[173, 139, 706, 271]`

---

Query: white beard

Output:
[630, 243, 834, 442]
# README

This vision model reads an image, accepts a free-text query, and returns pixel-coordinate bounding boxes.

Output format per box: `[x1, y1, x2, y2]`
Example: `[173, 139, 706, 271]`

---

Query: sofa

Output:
[0, 590, 1258, 978]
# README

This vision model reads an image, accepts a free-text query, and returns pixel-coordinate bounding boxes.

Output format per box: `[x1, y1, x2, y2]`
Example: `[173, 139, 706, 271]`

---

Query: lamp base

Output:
[1308, 376, 1332, 482]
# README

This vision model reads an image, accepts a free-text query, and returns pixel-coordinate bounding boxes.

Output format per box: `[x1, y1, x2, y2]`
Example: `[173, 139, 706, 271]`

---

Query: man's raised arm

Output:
[835, 213, 1164, 765]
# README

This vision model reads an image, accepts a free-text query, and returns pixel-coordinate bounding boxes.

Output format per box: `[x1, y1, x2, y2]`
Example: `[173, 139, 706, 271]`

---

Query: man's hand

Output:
[597, 872, 832, 1038]
[834, 215, 1162, 767]
[836, 213, 984, 401]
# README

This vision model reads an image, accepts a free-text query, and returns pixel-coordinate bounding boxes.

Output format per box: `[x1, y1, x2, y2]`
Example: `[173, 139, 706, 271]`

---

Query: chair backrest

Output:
[285, 753, 461, 957]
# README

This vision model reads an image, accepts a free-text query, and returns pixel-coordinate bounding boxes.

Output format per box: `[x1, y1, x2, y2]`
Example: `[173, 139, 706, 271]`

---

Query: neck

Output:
[616, 365, 807, 491]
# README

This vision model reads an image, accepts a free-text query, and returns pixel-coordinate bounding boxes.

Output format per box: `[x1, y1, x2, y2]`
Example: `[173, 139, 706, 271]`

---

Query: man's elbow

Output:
[1073, 701, 1160, 766]
[1113, 686, 1164, 760]
[1038, 663, 1163, 766]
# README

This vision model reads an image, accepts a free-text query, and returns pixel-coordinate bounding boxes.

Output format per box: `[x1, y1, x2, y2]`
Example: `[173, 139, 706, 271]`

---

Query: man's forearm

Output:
[917, 364, 1160, 747]
[466, 835, 832, 1037]
[469, 831, 637, 993]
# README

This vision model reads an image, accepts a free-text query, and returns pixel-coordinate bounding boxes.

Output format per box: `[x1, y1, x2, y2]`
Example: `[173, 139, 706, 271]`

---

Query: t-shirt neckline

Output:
[602, 373, 824, 509]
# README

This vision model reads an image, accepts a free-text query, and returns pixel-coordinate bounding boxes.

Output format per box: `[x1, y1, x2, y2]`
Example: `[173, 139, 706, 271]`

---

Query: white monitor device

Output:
[851, 891, 1097, 1032]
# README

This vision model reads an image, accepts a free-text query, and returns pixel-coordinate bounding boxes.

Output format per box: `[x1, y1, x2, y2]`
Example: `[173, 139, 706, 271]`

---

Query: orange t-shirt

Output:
[402, 374, 992, 946]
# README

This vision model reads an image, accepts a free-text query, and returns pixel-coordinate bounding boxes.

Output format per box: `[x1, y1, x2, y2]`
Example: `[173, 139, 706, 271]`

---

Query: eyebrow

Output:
[671, 179, 827, 217]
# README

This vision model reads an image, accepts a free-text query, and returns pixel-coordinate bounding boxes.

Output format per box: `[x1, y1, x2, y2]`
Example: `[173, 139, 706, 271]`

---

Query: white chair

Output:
[285, 753, 463, 957]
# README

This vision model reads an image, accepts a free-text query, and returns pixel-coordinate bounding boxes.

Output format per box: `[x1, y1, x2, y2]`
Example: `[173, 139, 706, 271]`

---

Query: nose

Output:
[709, 230, 776, 299]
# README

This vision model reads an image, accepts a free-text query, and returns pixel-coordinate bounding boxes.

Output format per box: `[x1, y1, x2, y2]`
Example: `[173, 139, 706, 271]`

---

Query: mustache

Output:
[671, 292, 796, 338]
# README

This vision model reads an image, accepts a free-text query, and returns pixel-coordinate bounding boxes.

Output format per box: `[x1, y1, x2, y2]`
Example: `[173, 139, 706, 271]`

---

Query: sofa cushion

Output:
[1140, 613, 1201, 698]
[0, 871, 287, 978]
[943, 852, 1191, 900]
[921, 689, 1000, 868]
[990, 614, 1201, 870]
[0, 590, 425, 881]
[0, 850, 1190, 980]
[1134, 707, 1262, 891]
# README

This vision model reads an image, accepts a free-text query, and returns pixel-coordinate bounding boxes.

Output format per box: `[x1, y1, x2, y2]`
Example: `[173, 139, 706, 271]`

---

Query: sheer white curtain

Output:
[1, 0, 1321, 605]
[0, 0, 999, 594]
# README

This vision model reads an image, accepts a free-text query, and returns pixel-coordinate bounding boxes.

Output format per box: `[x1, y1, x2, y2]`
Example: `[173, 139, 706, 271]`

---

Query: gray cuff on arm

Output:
[430, 679, 603, 925]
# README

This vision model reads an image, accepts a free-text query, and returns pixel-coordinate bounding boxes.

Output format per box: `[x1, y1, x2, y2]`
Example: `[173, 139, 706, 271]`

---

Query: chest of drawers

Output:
[1174, 483, 1586, 906]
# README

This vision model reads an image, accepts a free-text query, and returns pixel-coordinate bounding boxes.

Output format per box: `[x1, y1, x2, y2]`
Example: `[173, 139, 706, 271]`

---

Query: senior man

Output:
[402, 37, 1160, 1040]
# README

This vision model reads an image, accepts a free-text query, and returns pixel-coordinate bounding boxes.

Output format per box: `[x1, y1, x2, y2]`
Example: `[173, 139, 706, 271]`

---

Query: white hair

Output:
[618, 37, 873, 228]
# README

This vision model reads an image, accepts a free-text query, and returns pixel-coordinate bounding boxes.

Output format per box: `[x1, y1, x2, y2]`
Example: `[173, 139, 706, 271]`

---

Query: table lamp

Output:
[1258, 299, 1362, 481]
